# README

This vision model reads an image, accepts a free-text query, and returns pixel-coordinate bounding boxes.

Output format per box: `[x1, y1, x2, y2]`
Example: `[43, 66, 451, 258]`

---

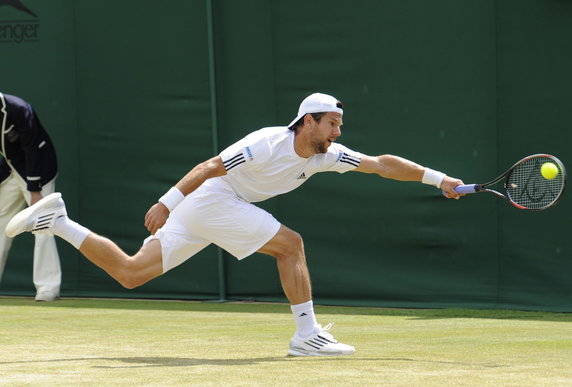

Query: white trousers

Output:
[0, 172, 61, 295]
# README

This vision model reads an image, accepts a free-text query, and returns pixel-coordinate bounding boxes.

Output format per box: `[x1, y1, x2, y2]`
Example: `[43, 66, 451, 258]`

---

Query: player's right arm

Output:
[355, 154, 463, 199]
[144, 156, 226, 234]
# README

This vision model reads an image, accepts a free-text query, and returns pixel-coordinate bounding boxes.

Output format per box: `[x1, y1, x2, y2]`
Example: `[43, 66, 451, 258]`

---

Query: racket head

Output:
[504, 154, 567, 210]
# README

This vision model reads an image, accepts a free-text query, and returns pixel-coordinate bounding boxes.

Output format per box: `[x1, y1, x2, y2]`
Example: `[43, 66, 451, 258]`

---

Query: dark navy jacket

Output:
[0, 93, 57, 191]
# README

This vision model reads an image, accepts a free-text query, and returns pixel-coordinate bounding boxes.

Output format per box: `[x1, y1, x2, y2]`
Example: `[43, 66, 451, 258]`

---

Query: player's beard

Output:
[312, 139, 331, 154]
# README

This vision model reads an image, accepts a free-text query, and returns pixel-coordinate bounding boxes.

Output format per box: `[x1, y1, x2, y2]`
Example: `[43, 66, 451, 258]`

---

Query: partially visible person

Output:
[0, 92, 61, 301]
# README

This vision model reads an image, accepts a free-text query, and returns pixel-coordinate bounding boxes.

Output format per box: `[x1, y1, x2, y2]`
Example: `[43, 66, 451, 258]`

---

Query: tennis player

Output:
[6, 93, 463, 356]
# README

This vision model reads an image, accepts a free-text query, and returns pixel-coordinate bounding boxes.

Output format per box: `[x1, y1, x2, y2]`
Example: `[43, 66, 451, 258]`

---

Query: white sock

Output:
[52, 216, 91, 250]
[291, 300, 319, 339]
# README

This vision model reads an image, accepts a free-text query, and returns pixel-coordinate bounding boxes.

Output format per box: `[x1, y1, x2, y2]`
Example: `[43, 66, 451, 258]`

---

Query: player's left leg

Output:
[258, 225, 355, 357]
[257, 225, 311, 305]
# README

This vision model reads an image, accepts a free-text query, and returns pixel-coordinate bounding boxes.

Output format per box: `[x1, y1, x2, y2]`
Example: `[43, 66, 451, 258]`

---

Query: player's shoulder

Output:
[322, 141, 363, 165]
[327, 141, 360, 156]
[246, 126, 290, 141]
[241, 126, 291, 149]
[221, 126, 289, 163]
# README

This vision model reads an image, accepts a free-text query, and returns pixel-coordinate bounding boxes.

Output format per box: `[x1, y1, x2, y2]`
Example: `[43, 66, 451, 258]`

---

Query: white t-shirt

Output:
[208, 126, 362, 203]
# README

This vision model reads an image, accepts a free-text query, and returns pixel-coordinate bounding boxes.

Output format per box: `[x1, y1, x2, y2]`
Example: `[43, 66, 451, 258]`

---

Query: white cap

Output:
[287, 93, 343, 128]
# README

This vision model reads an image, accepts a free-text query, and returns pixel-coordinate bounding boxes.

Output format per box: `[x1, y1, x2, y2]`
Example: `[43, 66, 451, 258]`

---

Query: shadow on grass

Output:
[1, 296, 570, 322]
[0, 356, 506, 369]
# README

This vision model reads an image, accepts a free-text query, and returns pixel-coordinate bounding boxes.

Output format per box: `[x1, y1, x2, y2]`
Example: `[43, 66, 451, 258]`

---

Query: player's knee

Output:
[119, 275, 148, 289]
[117, 275, 140, 289]
[117, 259, 148, 289]
[119, 277, 143, 289]
[276, 230, 305, 260]
[119, 279, 137, 290]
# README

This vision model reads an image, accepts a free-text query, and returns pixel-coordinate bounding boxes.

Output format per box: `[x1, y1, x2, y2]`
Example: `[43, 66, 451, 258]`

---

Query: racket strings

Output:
[506, 157, 565, 209]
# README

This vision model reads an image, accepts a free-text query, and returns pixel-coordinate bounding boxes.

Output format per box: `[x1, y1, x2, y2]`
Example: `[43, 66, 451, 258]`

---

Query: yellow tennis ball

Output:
[541, 162, 558, 180]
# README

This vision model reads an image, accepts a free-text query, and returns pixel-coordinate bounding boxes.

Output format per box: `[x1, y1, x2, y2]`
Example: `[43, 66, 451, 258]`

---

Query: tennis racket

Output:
[452, 154, 566, 210]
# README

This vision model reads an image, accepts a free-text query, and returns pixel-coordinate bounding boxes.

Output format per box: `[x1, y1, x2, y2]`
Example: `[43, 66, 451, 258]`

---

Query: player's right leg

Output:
[6, 192, 163, 289]
[79, 234, 163, 289]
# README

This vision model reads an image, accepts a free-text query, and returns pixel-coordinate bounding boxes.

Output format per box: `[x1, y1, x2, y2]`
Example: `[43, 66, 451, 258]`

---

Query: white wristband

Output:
[158, 187, 184, 212]
[422, 168, 446, 189]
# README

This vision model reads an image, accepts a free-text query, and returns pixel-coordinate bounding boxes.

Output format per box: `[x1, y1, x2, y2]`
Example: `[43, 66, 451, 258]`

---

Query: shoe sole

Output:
[6, 192, 62, 238]
[287, 349, 355, 357]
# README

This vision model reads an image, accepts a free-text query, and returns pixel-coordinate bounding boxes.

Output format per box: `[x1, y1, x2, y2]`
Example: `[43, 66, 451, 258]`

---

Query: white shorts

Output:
[144, 182, 281, 272]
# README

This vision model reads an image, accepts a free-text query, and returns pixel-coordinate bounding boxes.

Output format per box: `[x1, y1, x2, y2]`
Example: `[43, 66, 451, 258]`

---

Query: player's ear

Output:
[303, 113, 314, 127]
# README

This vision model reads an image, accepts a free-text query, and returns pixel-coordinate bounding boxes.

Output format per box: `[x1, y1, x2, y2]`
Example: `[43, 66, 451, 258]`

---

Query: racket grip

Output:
[453, 184, 478, 194]
[441, 184, 478, 196]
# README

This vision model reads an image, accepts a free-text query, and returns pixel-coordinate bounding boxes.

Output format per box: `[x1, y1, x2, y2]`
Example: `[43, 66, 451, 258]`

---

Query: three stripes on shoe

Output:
[33, 212, 57, 232]
[302, 334, 338, 350]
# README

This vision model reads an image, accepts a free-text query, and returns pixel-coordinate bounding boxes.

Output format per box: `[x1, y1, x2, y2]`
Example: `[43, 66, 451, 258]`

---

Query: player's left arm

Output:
[354, 154, 463, 198]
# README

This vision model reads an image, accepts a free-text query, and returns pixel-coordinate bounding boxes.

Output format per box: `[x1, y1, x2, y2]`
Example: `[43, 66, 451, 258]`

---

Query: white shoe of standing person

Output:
[35, 291, 60, 302]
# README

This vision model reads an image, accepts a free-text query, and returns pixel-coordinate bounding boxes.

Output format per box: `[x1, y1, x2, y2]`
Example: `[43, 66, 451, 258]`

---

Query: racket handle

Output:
[453, 184, 478, 194]
[441, 184, 478, 196]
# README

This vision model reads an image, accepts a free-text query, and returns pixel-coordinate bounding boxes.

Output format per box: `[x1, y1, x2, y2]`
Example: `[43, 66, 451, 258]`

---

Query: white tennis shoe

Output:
[6, 192, 67, 237]
[288, 323, 356, 357]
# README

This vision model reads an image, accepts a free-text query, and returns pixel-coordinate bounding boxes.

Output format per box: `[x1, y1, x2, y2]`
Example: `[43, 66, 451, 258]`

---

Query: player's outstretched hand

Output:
[144, 202, 169, 235]
[441, 176, 465, 200]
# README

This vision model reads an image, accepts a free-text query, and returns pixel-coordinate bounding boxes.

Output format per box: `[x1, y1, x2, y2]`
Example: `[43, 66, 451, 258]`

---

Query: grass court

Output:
[1, 298, 571, 386]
